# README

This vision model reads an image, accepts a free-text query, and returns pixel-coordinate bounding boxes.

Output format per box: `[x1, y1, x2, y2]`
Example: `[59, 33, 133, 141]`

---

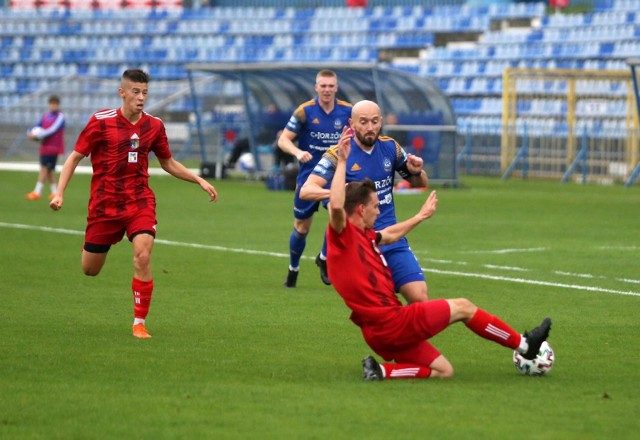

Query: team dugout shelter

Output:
[185, 62, 458, 185]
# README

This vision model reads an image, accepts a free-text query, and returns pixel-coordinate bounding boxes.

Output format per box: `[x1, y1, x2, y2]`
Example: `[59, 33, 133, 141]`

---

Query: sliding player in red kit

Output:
[50, 69, 218, 338]
[326, 125, 551, 380]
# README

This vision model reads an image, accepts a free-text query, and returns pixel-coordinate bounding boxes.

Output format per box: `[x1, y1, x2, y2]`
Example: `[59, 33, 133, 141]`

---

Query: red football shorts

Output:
[362, 299, 451, 367]
[85, 207, 157, 247]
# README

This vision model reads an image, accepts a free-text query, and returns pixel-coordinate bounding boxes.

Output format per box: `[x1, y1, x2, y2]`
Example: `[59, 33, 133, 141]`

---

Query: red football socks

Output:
[465, 308, 520, 349]
[380, 363, 432, 379]
[132, 277, 154, 320]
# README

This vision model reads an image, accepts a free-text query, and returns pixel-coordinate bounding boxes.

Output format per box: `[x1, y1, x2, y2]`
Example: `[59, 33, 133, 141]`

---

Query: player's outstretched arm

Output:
[378, 190, 437, 245]
[300, 173, 330, 201]
[158, 156, 218, 202]
[50, 150, 84, 211]
[328, 127, 353, 234]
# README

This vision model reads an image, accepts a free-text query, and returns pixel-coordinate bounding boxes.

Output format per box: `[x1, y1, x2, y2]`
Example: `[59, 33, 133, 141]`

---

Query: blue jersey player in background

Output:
[277, 69, 352, 288]
[301, 100, 430, 303]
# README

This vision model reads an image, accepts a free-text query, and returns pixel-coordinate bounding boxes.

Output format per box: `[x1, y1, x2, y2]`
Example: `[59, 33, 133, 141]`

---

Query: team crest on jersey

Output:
[128, 151, 138, 163]
[130, 133, 139, 150]
[383, 157, 392, 172]
[333, 119, 343, 129]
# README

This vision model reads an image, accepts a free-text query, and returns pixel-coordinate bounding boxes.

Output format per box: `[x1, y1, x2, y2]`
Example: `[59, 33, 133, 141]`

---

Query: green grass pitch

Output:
[1, 169, 639, 439]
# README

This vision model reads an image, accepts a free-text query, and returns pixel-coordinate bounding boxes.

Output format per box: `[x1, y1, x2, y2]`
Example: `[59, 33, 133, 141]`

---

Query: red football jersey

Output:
[74, 108, 172, 218]
[326, 220, 402, 327]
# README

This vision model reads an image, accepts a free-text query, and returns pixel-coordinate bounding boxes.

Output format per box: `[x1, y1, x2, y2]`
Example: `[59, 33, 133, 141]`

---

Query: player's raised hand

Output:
[406, 153, 424, 174]
[337, 125, 353, 160]
[416, 190, 438, 221]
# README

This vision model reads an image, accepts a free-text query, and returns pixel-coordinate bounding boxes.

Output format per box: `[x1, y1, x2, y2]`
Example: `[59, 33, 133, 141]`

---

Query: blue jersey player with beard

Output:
[277, 69, 352, 288]
[300, 100, 430, 304]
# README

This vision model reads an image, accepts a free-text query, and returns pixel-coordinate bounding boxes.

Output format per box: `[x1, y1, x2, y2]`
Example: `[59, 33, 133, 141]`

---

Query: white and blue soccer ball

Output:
[513, 341, 555, 376]
[28, 126, 45, 140]
[237, 152, 256, 173]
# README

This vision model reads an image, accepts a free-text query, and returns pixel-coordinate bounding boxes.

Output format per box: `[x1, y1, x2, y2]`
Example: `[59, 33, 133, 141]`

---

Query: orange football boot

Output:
[132, 323, 152, 339]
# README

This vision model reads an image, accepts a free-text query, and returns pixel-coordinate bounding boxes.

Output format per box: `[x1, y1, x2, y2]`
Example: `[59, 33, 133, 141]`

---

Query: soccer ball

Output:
[513, 341, 555, 376]
[237, 152, 256, 173]
[27, 126, 45, 140]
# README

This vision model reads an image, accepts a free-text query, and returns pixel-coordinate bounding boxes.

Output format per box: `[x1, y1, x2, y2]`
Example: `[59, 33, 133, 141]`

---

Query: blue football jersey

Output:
[312, 136, 409, 230]
[284, 97, 352, 186]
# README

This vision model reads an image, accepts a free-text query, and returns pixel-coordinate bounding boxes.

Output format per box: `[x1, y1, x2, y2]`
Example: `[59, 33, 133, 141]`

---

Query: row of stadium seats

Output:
[422, 58, 629, 78]
[0, 1, 638, 131]
[4, 37, 638, 65]
[0, 2, 539, 22]
[425, 39, 640, 61]
[2, 31, 433, 51]
[452, 97, 628, 117]
[482, 24, 638, 44]
[458, 114, 630, 137]
[6, 5, 633, 39]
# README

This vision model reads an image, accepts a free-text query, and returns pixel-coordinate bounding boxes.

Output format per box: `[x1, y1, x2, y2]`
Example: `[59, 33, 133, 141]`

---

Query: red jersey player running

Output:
[326, 126, 551, 380]
[50, 69, 218, 339]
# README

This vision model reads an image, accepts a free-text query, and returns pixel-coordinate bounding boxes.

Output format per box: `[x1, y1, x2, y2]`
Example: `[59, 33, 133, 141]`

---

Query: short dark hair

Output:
[316, 69, 337, 82]
[122, 69, 150, 83]
[48, 95, 60, 104]
[344, 178, 377, 215]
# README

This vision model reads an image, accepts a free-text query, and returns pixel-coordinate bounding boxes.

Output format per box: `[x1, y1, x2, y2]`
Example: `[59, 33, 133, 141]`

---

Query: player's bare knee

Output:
[431, 364, 454, 378]
[439, 365, 455, 378]
[133, 250, 151, 269]
[400, 281, 428, 303]
[448, 298, 478, 321]
[82, 266, 101, 277]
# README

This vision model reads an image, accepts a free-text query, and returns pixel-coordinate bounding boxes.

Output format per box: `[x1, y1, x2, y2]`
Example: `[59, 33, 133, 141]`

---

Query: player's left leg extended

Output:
[130, 232, 155, 338]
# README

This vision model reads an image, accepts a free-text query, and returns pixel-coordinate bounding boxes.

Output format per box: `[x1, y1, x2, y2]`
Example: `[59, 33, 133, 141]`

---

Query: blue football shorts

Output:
[292, 186, 320, 220]
[381, 241, 426, 290]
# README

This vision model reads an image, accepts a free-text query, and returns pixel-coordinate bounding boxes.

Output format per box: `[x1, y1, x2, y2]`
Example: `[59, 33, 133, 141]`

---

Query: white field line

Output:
[424, 258, 468, 266]
[424, 267, 640, 298]
[483, 264, 529, 272]
[616, 278, 640, 284]
[0, 222, 84, 236]
[554, 271, 605, 279]
[1, 221, 639, 298]
[598, 246, 640, 251]
[458, 247, 549, 254]
[0, 162, 196, 176]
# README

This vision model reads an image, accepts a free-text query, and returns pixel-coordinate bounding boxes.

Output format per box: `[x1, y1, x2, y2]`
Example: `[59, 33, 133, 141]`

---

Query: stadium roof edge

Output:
[184, 62, 378, 72]
[183, 63, 456, 173]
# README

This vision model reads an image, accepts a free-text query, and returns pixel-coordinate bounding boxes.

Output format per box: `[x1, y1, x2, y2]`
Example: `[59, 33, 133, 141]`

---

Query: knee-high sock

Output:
[465, 308, 521, 349]
[132, 277, 154, 320]
[381, 363, 432, 379]
[289, 228, 307, 268]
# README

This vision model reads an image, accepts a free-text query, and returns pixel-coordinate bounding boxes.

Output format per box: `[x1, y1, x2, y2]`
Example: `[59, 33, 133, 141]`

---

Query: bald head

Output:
[351, 100, 381, 119]
[350, 100, 382, 148]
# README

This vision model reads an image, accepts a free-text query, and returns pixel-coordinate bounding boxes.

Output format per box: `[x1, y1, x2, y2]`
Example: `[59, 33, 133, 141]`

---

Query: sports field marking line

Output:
[2, 221, 639, 298]
[423, 267, 640, 298]
[616, 277, 640, 284]
[0, 222, 84, 236]
[458, 247, 549, 254]
[483, 264, 529, 272]
[598, 245, 640, 251]
[0, 162, 195, 176]
[554, 270, 604, 279]
[424, 258, 468, 266]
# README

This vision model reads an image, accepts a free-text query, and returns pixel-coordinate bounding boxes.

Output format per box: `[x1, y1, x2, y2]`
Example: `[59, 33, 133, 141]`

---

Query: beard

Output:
[355, 128, 380, 148]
